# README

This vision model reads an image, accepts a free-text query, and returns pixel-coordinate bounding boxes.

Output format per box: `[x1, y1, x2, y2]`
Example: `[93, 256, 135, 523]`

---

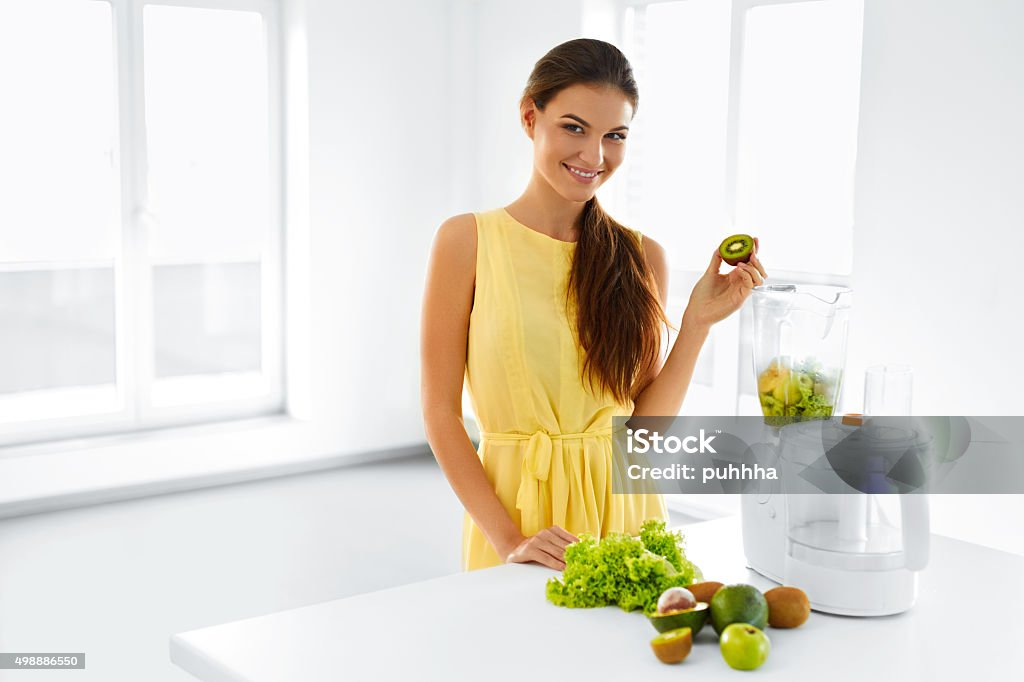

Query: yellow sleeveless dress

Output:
[461, 207, 668, 571]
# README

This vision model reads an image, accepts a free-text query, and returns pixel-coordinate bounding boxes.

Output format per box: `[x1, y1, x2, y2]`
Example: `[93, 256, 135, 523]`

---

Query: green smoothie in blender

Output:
[757, 356, 838, 426]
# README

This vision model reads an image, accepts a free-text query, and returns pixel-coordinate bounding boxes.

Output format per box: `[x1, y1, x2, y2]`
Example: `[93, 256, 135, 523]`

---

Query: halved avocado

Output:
[647, 601, 709, 635]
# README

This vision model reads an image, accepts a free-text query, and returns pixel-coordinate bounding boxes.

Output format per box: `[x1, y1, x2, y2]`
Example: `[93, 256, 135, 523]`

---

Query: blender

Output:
[749, 284, 850, 425]
[741, 284, 931, 616]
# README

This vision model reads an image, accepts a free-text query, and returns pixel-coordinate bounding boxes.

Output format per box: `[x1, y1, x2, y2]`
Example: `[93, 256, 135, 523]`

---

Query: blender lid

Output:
[753, 283, 852, 307]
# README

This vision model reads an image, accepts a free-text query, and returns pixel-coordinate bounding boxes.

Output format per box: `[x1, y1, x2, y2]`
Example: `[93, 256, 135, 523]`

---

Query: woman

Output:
[421, 38, 766, 572]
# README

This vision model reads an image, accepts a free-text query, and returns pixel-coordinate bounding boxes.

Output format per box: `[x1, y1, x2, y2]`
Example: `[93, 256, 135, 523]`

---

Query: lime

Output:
[710, 584, 768, 634]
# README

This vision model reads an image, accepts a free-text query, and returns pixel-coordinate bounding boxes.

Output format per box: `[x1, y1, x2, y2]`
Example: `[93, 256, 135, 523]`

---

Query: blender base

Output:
[784, 555, 918, 616]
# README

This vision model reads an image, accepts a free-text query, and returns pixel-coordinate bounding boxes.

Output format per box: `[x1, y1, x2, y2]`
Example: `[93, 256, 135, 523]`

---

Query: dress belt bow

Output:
[480, 426, 616, 537]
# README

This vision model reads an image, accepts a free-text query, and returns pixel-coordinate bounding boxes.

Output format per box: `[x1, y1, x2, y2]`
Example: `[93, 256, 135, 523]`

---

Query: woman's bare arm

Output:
[632, 236, 711, 418]
[420, 214, 524, 560]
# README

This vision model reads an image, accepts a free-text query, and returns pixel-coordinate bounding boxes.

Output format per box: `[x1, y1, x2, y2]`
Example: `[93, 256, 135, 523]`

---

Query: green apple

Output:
[719, 622, 770, 671]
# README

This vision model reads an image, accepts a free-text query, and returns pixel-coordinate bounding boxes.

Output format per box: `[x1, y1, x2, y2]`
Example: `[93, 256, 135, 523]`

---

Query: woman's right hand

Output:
[503, 526, 579, 571]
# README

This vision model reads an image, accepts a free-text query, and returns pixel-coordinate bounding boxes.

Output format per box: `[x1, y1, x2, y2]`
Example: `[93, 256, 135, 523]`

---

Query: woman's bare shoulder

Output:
[434, 213, 478, 253]
[639, 232, 665, 264]
[638, 233, 669, 305]
[430, 213, 478, 284]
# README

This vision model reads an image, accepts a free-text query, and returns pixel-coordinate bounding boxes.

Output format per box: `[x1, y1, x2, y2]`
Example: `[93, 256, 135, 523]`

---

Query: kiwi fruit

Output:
[718, 234, 754, 266]
[650, 627, 693, 664]
[687, 581, 724, 605]
[764, 586, 810, 628]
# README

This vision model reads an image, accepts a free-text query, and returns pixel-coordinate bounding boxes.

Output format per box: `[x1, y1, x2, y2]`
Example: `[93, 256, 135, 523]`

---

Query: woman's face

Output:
[522, 83, 633, 202]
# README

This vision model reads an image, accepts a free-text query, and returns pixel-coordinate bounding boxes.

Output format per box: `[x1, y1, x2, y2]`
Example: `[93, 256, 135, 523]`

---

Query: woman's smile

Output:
[563, 162, 603, 184]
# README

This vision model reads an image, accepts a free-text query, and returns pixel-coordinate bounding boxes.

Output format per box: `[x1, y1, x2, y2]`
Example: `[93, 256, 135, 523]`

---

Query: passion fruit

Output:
[656, 587, 696, 615]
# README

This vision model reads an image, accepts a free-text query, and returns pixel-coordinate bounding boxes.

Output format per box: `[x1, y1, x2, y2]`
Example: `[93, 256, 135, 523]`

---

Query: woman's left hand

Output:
[682, 237, 767, 329]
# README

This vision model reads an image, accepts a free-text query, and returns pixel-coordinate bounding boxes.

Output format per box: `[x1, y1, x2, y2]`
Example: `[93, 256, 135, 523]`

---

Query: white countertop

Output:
[171, 515, 1024, 681]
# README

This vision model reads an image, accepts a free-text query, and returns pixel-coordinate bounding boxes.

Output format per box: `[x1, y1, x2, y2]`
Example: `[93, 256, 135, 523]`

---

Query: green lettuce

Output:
[545, 519, 702, 615]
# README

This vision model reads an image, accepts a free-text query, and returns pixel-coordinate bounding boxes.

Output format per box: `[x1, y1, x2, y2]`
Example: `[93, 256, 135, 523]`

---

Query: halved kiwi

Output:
[650, 627, 693, 664]
[718, 234, 754, 266]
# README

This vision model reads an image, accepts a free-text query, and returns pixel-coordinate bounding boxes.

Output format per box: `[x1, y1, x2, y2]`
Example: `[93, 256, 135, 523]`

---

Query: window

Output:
[0, 0, 284, 448]
[602, 0, 864, 415]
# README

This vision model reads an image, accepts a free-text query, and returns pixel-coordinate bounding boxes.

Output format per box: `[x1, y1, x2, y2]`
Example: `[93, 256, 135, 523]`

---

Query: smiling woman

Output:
[514, 75, 667, 407]
[420, 38, 764, 574]
[549, 109, 629, 184]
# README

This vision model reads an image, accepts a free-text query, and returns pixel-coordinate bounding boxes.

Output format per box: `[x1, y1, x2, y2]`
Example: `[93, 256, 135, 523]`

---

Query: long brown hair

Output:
[521, 38, 674, 405]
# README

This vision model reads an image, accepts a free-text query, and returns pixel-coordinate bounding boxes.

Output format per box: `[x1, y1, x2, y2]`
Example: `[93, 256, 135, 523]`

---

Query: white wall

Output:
[848, 0, 1024, 415]
[850, 0, 1024, 554]
[305, 0, 456, 449]
[472, 0, 586, 207]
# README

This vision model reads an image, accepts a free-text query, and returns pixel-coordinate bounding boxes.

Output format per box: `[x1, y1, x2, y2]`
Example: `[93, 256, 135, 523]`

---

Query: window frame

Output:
[0, 0, 286, 449]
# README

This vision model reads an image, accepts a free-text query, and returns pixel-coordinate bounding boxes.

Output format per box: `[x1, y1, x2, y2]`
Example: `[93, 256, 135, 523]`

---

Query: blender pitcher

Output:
[751, 284, 852, 425]
[743, 284, 853, 588]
